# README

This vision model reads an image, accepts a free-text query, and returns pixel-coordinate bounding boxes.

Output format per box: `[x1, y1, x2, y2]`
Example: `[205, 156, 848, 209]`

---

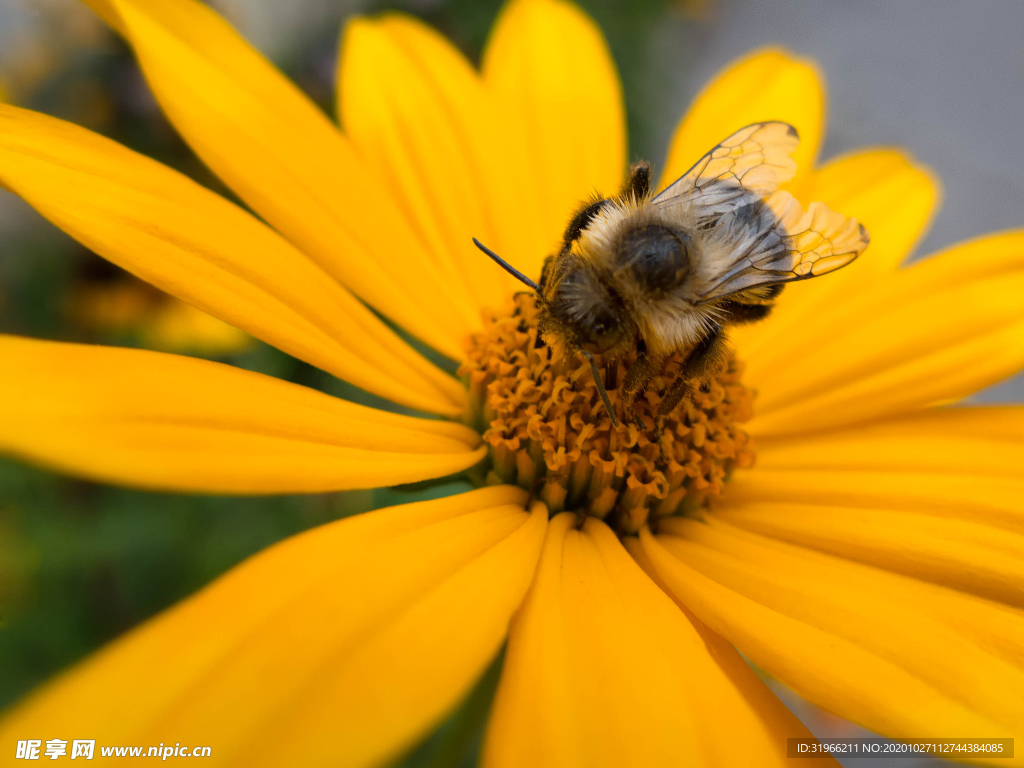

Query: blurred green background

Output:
[2, 1, 1023, 766]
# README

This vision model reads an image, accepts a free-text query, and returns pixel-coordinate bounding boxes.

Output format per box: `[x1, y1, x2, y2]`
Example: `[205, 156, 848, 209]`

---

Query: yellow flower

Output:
[1, 0, 1022, 766]
[68, 278, 252, 355]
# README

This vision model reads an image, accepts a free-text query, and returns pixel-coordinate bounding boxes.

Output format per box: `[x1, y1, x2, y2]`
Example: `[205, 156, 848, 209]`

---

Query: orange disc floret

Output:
[461, 293, 755, 534]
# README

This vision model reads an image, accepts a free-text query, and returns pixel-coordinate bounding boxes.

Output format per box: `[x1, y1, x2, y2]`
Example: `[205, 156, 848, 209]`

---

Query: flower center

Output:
[460, 294, 756, 534]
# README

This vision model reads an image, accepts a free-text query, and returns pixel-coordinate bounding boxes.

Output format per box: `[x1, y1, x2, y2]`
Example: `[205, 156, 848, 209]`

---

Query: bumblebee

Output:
[474, 121, 869, 426]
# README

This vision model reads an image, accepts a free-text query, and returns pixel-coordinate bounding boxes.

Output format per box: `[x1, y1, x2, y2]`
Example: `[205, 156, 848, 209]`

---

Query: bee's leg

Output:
[614, 339, 655, 405]
[617, 161, 652, 205]
[657, 376, 690, 421]
[715, 285, 784, 324]
[621, 353, 654, 401]
[658, 378, 694, 421]
[652, 417, 668, 462]
[621, 161, 652, 202]
[563, 198, 610, 247]
[716, 299, 773, 325]
[658, 324, 725, 417]
[621, 339, 658, 427]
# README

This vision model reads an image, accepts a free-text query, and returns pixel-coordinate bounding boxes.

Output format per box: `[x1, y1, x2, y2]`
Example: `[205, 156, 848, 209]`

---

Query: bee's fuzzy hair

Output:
[573, 196, 725, 357]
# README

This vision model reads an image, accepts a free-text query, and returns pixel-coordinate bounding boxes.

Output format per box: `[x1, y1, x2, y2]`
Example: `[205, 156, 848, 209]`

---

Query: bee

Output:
[473, 121, 869, 426]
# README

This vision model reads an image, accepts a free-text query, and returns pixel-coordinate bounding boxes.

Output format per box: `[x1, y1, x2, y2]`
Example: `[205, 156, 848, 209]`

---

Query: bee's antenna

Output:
[472, 238, 541, 292]
[473, 237, 617, 427]
[581, 349, 620, 428]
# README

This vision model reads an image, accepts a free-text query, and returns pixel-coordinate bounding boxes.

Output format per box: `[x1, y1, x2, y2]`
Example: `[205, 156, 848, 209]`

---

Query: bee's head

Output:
[472, 237, 628, 426]
[470, 237, 631, 358]
[540, 258, 630, 357]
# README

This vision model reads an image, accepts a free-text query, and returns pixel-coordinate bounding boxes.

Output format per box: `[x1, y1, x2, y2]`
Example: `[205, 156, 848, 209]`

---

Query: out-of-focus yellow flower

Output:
[69, 279, 252, 355]
[0, 0, 1021, 766]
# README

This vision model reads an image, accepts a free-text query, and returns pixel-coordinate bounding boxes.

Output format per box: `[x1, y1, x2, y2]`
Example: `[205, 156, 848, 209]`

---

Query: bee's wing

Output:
[651, 121, 800, 214]
[652, 121, 868, 302]
[693, 190, 869, 301]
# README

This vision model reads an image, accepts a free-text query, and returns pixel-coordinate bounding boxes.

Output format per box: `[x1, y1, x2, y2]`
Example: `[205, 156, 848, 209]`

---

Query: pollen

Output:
[460, 294, 756, 534]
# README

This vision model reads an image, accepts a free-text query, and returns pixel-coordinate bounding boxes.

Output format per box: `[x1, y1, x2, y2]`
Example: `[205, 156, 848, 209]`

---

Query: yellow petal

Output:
[483, 0, 626, 261]
[755, 405, 1024, 478]
[641, 519, 1024, 762]
[659, 48, 823, 191]
[0, 103, 465, 415]
[716, 501, 1024, 608]
[0, 486, 547, 768]
[0, 336, 483, 493]
[482, 513, 836, 768]
[747, 231, 1024, 437]
[339, 14, 546, 311]
[733, 149, 939, 367]
[733, 406, 1024, 607]
[87, 0, 473, 356]
[725, 468, 1024, 536]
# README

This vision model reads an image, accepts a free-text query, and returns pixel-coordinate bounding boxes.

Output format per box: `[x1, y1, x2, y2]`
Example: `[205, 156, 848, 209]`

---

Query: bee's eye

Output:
[582, 310, 622, 354]
[548, 262, 626, 354]
[616, 225, 690, 292]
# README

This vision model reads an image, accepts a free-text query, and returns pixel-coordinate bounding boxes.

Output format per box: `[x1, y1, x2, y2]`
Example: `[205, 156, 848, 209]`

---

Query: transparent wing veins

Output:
[652, 121, 800, 212]
[651, 121, 869, 301]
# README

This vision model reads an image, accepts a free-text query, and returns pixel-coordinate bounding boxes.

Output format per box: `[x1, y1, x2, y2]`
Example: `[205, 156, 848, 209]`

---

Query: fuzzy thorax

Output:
[572, 195, 722, 358]
[460, 294, 756, 534]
